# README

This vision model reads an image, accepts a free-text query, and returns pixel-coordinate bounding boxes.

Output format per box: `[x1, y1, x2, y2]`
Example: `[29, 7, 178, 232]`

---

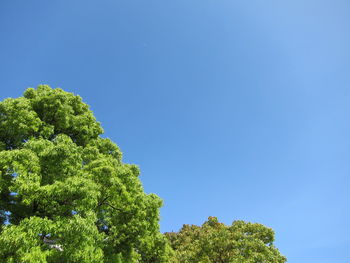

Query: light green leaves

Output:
[0, 86, 170, 262]
[0, 97, 42, 149]
[24, 85, 103, 146]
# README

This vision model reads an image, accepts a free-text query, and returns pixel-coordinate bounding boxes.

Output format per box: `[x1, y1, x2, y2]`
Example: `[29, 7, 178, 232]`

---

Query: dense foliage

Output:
[0, 86, 171, 262]
[165, 217, 287, 263]
[0, 86, 287, 262]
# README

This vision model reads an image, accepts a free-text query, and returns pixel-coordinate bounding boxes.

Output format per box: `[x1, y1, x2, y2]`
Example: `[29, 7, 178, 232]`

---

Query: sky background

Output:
[0, 0, 349, 262]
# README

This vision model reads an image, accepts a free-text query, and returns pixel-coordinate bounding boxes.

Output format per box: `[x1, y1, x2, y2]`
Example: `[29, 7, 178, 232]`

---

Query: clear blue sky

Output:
[1, 1, 349, 262]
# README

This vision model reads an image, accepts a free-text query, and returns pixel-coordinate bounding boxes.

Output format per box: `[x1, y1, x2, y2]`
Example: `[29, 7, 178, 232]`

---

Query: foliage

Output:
[0, 86, 170, 262]
[165, 216, 287, 263]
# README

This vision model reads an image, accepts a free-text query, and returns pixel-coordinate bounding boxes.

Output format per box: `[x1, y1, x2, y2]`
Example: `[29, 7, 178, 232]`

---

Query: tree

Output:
[0, 85, 171, 262]
[165, 216, 287, 263]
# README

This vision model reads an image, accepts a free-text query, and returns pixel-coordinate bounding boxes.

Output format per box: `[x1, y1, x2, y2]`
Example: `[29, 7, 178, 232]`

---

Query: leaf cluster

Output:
[165, 217, 287, 263]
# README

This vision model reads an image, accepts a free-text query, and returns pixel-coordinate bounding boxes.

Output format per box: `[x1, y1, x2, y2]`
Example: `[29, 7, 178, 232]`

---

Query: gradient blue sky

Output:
[1, 1, 349, 262]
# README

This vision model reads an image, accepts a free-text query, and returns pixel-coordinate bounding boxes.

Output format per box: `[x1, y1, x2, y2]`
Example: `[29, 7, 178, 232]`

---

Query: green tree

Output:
[0, 85, 171, 263]
[165, 216, 287, 263]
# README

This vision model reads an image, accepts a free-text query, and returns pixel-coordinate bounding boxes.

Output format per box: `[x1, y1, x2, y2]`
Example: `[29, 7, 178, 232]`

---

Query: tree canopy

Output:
[0, 86, 286, 263]
[0, 86, 171, 262]
[165, 217, 287, 263]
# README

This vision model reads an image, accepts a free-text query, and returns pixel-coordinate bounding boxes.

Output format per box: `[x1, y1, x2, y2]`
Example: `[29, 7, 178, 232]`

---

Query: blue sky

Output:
[0, 1, 349, 262]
